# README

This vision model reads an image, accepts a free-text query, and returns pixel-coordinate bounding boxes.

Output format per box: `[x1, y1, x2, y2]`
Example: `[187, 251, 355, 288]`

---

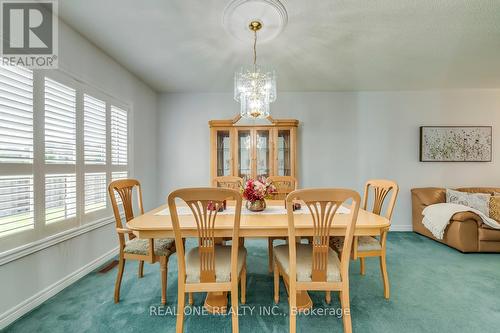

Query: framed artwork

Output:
[419, 126, 492, 162]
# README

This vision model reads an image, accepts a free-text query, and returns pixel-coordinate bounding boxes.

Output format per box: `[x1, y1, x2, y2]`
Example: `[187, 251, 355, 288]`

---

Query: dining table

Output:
[126, 199, 390, 313]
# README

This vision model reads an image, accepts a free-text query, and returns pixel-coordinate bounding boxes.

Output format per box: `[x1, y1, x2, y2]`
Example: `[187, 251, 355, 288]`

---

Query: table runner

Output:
[155, 205, 350, 216]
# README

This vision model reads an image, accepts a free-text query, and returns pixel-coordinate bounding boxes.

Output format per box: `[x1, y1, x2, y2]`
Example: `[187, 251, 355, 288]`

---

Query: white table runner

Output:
[155, 205, 350, 216]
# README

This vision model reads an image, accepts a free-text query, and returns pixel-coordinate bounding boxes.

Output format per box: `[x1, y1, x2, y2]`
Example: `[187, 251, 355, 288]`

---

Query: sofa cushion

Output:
[478, 226, 500, 241]
[446, 189, 490, 216]
[489, 196, 500, 222]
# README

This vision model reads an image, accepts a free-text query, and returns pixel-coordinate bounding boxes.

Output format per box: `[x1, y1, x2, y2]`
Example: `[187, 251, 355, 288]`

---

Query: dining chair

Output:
[213, 176, 244, 248]
[273, 188, 361, 333]
[168, 187, 247, 333]
[212, 176, 244, 190]
[108, 179, 176, 305]
[330, 179, 399, 299]
[266, 176, 298, 272]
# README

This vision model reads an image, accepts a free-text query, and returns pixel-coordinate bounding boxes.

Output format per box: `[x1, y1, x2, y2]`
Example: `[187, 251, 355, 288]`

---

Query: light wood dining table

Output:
[126, 200, 390, 312]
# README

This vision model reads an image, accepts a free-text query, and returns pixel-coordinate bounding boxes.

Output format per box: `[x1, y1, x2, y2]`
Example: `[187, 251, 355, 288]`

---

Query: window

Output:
[0, 65, 130, 252]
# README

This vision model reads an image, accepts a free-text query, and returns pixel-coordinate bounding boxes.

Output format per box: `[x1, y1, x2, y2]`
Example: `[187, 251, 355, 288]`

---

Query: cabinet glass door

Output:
[216, 130, 231, 176]
[237, 130, 252, 180]
[256, 130, 271, 179]
[277, 129, 291, 176]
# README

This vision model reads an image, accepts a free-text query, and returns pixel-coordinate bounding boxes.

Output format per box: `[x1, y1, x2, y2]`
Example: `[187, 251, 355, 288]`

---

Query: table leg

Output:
[204, 292, 228, 314]
[282, 276, 313, 311]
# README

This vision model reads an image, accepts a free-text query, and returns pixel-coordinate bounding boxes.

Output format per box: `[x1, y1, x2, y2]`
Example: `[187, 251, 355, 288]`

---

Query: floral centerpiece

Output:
[242, 178, 277, 212]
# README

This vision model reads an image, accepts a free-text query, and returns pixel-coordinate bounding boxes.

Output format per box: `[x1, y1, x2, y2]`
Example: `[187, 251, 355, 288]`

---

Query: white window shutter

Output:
[44, 78, 76, 164]
[111, 106, 128, 165]
[84, 172, 107, 213]
[0, 175, 34, 237]
[45, 174, 77, 224]
[0, 66, 33, 163]
[84, 94, 106, 164]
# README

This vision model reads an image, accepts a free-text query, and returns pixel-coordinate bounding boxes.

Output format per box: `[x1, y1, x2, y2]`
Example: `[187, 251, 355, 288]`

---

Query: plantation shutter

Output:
[44, 78, 76, 164]
[84, 94, 106, 164]
[0, 66, 33, 163]
[84, 172, 107, 213]
[111, 106, 128, 165]
[0, 66, 34, 238]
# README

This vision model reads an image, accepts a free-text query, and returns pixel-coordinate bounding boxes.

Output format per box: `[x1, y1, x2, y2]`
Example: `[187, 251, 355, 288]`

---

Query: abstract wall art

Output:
[420, 126, 492, 162]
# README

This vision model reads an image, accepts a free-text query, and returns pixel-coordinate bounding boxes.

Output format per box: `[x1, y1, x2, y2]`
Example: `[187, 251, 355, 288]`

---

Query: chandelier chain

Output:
[253, 29, 257, 66]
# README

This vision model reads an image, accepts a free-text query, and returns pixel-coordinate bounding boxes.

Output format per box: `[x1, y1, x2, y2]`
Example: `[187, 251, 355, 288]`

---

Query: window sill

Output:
[0, 217, 115, 266]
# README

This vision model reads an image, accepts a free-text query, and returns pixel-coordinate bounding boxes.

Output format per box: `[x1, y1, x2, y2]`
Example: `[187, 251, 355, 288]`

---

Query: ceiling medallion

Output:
[223, 0, 288, 43]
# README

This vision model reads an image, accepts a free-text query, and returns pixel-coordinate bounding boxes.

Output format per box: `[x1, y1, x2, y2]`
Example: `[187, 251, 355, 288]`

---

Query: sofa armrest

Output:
[411, 187, 446, 235]
[451, 212, 483, 226]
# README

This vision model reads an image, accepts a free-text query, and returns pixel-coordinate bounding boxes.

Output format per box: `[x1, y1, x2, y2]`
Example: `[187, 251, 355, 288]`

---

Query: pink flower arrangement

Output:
[242, 178, 277, 202]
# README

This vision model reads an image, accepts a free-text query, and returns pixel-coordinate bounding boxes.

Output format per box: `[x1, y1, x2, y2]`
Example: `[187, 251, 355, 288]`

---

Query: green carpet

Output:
[4, 232, 500, 332]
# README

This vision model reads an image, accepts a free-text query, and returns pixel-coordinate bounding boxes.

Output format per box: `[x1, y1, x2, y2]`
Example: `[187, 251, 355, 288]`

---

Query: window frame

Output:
[0, 67, 132, 254]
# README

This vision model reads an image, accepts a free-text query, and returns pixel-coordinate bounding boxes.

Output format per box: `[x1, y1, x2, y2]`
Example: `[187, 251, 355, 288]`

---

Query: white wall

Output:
[0, 19, 158, 325]
[157, 90, 500, 230]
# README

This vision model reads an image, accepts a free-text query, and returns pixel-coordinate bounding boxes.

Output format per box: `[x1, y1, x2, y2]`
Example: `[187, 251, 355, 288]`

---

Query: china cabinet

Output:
[210, 115, 298, 184]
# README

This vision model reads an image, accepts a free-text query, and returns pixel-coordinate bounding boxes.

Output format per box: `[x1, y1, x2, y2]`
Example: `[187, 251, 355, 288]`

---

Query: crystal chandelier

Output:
[234, 21, 276, 119]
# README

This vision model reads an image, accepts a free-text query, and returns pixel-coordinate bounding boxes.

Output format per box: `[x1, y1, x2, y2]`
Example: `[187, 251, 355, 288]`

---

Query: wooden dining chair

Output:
[331, 179, 399, 299]
[108, 179, 176, 305]
[168, 187, 247, 333]
[212, 176, 244, 190]
[266, 176, 298, 272]
[273, 188, 361, 333]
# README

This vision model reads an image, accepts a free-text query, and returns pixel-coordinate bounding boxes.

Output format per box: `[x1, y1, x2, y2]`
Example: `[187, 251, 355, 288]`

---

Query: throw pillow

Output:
[489, 196, 500, 222]
[446, 189, 490, 216]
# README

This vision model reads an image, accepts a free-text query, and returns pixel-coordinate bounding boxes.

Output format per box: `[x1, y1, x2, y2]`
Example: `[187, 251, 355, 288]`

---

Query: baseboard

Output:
[0, 246, 118, 330]
[390, 225, 413, 232]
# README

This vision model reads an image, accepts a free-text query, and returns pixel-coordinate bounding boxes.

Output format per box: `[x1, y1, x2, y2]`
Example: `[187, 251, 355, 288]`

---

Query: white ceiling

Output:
[59, 0, 500, 92]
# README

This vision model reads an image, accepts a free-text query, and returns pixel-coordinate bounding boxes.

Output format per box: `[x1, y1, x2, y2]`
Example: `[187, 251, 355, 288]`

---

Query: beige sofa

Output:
[411, 187, 500, 252]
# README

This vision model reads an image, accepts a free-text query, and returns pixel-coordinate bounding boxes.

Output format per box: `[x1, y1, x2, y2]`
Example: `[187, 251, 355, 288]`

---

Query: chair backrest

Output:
[286, 188, 360, 283]
[363, 179, 399, 220]
[168, 188, 242, 283]
[108, 179, 144, 243]
[268, 176, 297, 200]
[212, 176, 244, 190]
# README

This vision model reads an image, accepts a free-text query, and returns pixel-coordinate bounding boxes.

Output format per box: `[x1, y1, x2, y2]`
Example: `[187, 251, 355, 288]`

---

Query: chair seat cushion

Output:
[273, 244, 341, 282]
[331, 236, 382, 252]
[185, 245, 247, 283]
[124, 238, 174, 256]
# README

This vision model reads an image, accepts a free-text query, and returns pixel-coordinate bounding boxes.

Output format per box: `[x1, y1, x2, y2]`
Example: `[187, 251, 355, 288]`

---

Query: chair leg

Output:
[325, 291, 331, 304]
[176, 284, 185, 333]
[241, 265, 247, 304]
[380, 254, 390, 299]
[138, 260, 144, 278]
[188, 292, 193, 305]
[289, 286, 297, 333]
[273, 257, 279, 304]
[160, 256, 168, 305]
[231, 281, 239, 333]
[360, 257, 365, 275]
[340, 290, 352, 333]
[114, 256, 125, 303]
[268, 238, 273, 273]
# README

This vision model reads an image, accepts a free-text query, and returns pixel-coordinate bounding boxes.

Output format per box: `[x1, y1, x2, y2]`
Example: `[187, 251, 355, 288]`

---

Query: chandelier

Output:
[234, 21, 276, 119]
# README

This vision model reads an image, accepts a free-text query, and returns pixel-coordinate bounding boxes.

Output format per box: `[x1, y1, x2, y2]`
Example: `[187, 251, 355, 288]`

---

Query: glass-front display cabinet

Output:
[210, 116, 298, 185]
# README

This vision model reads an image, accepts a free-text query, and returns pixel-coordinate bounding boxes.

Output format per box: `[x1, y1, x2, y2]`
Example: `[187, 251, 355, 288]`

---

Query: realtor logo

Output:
[1, 0, 58, 68]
